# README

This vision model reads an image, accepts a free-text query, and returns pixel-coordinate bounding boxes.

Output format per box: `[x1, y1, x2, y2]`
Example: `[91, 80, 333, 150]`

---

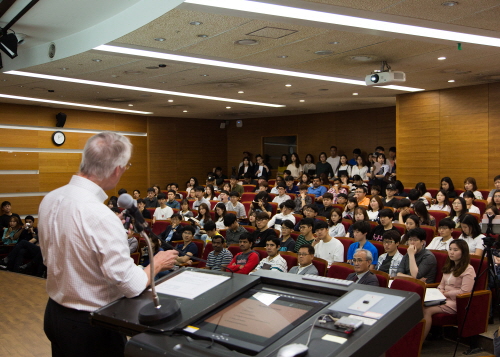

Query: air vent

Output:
[246, 27, 297, 39]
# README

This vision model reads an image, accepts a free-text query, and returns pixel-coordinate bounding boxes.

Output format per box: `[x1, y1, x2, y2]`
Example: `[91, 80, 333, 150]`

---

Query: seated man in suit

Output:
[346, 249, 379, 286]
[288, 244, 319, 276]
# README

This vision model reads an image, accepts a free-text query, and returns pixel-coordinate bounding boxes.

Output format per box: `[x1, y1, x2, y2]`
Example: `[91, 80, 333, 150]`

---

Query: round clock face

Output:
[52, 131, 65, 146]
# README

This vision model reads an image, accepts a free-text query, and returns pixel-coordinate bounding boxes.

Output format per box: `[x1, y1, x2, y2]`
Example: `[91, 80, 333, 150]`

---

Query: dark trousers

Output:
[44, 298, 126, 357]
[7, 240, 39, 272]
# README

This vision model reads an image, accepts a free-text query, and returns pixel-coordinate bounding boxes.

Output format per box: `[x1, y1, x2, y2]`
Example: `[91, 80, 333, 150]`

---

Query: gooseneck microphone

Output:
[118, 193, 180, 324]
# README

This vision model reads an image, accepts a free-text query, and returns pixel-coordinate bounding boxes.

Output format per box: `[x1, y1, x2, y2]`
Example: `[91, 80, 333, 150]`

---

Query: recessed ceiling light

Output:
[190, 21, 203, 25]
[7, 70, 285, 107]
[183, 110, 188, 112]
[200, 74, 209, 76]
[94, 45, 424, 92]
[60, 68, 68, 70]
[0, 93, 152, 114]
[111, 75, 119, 78]
[197, 34, 208, 38]
[235, 39, 259, 45]
[441, 1, 458, 6]
[315, 50, 333, 55]
[226, 106, 231, 109]
[448, 79, 455, 82]
[285, 84, 292, 87]
[168, 99, 174, 102]
[128, 104, 134, 106]
[238, 91, 244, 94]
[154, 38, 166, 41]
[277, 55, 288, 58]
[299, 99, 305, 102]
[184, 0, 500, 47]
[353, 93, 358, 95]
[349, 55, 373, 62]
[329, 41, 340, 44]
[438, 56, 446, 60]
[92, 59, 102, 62]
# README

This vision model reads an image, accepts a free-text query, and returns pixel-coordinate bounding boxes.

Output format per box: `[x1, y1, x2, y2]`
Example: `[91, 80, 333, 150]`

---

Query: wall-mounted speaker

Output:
[56, 112, 67, 127]
[236, 120, 243, 128]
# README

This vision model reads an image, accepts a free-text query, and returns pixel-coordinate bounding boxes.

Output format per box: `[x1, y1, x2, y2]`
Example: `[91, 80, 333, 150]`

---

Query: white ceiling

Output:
[0, 0, 500, 119]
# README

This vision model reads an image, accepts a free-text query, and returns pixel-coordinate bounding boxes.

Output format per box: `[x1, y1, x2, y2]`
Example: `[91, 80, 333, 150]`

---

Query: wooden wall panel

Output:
[489, 83, 500, 184]
[0, 175, 39, 193]
[0, 152, 39, 170]
[0, 129, 39, 148]
[0, 196, 44, 215]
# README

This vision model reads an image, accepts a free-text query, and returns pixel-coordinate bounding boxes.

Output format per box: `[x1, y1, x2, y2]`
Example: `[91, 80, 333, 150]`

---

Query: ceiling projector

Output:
[365, 71, 406, 86]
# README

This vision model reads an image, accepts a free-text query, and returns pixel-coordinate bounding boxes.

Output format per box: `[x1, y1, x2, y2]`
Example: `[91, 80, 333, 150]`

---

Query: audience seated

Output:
[457, 214, 485, 256]
[382, 183, 399, 208]
[254, 236, 288, 272]
[288, 245, 318, 275]
[272, 183, 291, 207]
[294, 218, 316, 253]
[346, 249, 379, 286]
[152, 193, 173, 224]
[267, 200, 296, 233]
[248, 191, 272, 218]
[368, 209, 398, 241]
[397, 227, 437, 283]
[375, 230, 403, 278]
[487, 175, 500, 204]
[307, 177, 327, 204]
[347, 221, 378, 269]
[0, 201, 21, 230]
[165, 190, 180, 209]
[429, 189, 452, 213]
[294, 184, 312, 213]
[251, 212, 276, 248]
[278, 220, 296, 252]
[427, 218, 455, 251]
[174, 226, 198, 266]
[137, 198, 152, 219]
[144, 187, 159, 208]
[312, 220, 344, 267]
[355, 186, 370, 206]
[328, 207, 346, 238]
[449, 197, 468, 228]
[193, 186, 210, 211]
[159, 213, 184, 246]
[226, 233, 260, 274]
[206, 235, 233, 271]
[224, 213, 248, 245]
[460, 177, 483, 200]
[440, 176, 457, 198]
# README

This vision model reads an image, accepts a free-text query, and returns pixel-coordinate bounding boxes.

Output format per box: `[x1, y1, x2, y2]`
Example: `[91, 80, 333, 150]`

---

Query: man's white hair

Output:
[79, 132, 132, 181]
[355, 248, 373, 262]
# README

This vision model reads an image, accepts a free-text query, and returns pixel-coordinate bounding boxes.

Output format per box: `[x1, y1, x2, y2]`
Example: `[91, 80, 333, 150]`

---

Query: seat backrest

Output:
[218, 229, 227, 238]
[393, 223, 406, 236]
[452, 229, 462, 240]
[243, 185, 256, 192]
[254, 247, 268, 260]
[429, 249, 449, 284]
[470, 255, 488, 290]
[228, 244, 241, 257]
[152, 220, 170, 235]
[328, 262, 354, 279]
[371, 240, 385, 258]
[427, 188, 439, 198]
[209, 200, 219, 210]
[428, 210, 448, 227]
[312, 257, 328, 276]
[390, 276, 426, 303]
[341, 219, 352, 234]
[242, 202, 252, 216]
[475, 199, 487, 216]
[268, 193, 276, 201]
[280, 251, 298, 271]
[147, 208, 156, 217]
[198, 242, 213, 268]
[269, 202, 278, 216]
[335, 237, 354, 262]
[288, 193, 296, 200]
[290, 231, 300, 241]
[372, 269, 390, 287]
[241, 225, 256, 233]
[209, 211, 216, 221]
[421, 225, 437, 245]
[241, 192, 257, 202]
[130, 252, 140, 265]
[397, 244, 408, 256]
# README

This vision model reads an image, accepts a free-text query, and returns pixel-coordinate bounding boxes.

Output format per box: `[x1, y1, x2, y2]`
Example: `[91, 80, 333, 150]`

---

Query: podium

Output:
[91, 268, 422, 357]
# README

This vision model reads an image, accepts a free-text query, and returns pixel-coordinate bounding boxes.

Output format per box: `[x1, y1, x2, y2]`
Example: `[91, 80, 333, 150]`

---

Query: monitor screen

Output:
[184, 288, 327, 354]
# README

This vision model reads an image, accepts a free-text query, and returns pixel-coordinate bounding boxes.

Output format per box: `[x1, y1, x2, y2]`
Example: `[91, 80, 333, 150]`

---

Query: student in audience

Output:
[270, 176, 284, 194]
[227, 233, 260, 274]
[346, 249, 379, 286]
[397, 198, 412, 224]
[337, 193, 348, 206]
[415, 182, 432, 200]
[367, 195, 384, 222]
[204, 184, 217, 200]
[252, 212, 276, 248]
[170, 183, 182, 199]
[272, 183, 292, 207]
[286, 152, 303, 179]
[153, 185, 161, 197]
[145, 187, 159, 208]
[256, 179, 270, 193]
[279, 220, 296, 252]
[343, 197, 358, 220]
[449, 197, 468, 228]
[268, 200, 296, 232]
[316, 151, 334, 179]
[253, 154, 270, 181]
[327, 180, 348, 204]
[242, 172, 258, 186]
[339, 171, 350, 188]
[238, 157, 253, 179]
[487, 175, 500, 204]
[355, 186, 370, 206]
[427, 218, 456, 251]
[335, 155, 351, 178]
[458, 214, 485, 256]
[224, 213, 247, 245]
[254, 236, 288, 272]
[193, 186, 210, 211]
[294, 184, 312, 213]
[397, 227, 437, 283]
[441, 176, 457, 198]
[430, 189, 452, 213]
[225, 191, 247, 220]
[288, 245, 319, 275]
[0, 201, 20, 230]
[1, 216, 23, 245]
[460, 177, 483, 200]
[347, 221, 378, 269]
[348, 148, 361, 166]
[388, 147, 396, 173]
[350, 175, 367, 193]
[165, 190, 180, 209]
[247, 211, 257, 227]
[408, 188, 429, 208]
[133, 189, 141, 200]
[159, 213, 184, 244]
[400, 214, 420, 245]
[175, 225, 199, 265]
[303, 154, 316, 176]
[284, 175, 299, 195]
[137, 198, 152, 219]
[206, 175, 219, 192]
[312, 220, 344, 267]
[206, 235, 233, 271]
[351, 156, 368, 181]
[193, 203, 212, 238]
[229, 175, 244, 196]
[248, 191, 272, 218]
[369, 209, 398, 241]
[152, 193, 174, 224]
[179, 199, 193, 219]
[376, 230, 403, 277]
[394, 180, 406, 197]
[328, 207, 346, 238]
[202, 221, 224, 244]
[294, 204, 320, 231]
[367, 153, 390, 190]
[491, 190, 500, 211]
[299, 173, 311, 187]
[327, 146, 340, 174]
[277, 154, 289, 177]
[217, 190, 230, 204]
[414, 201, 436, 227]
[423, 239, 475, 340]
[294, 218, 316, 253]
[107, 196, 118, 209]
[214, 203, 228, 230]
[382, 183, 399, 208]
[318, 192, 334, 218]
[188, 189, 196, 200]
[463, 190, 480, 214]
[370, 185, 381, 197]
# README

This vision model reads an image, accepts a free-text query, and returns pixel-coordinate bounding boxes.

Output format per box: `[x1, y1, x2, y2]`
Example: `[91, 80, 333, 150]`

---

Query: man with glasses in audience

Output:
[397, 227, 437, 283]
[346, 249, 379, 286]
[355, 186, 370, 206]
[376, 230, 403, 277]
[288, 245, 319, 275]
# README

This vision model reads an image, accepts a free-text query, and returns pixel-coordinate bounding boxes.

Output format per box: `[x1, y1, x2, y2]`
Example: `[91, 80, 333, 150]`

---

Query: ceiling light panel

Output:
[184, 0, 500, 47]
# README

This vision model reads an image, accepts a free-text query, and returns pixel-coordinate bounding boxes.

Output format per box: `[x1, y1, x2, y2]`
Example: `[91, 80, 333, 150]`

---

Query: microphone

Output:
[118, 194, 148, 232]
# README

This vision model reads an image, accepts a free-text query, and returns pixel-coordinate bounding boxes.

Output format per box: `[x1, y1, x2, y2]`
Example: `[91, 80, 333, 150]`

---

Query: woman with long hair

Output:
[347, 206, 369, 238]
[316, 152, 334, 179]
[194, 203, 212, 238]
[458, 214, 485, 256]
[107, 196, 118, 209]
[303, 154, 316, 176]
[343, 197, 358, 220]
[400, 215, 420, 245]
[286, 152, 303, 179]
[2, 216, 23, 244]
[277, 154, 289, 177]
[238, 157, 253, 179]
[367, 195, 384, 222]
[429, 190, 451, 213]
[413, 201, 436, 227]
[335, 154, 351, 178]
[186, 177, 199, 195]
[214, 203, 228, 230]
[204, 184, 216, 200]
[449, 197, 468, 228]
[423, 240, 475, 340]
[415, 182, 432, 200]
[299, 173, 311, 187]
[491, 189, 500, 211]
[351, 156, 368, 181]
[462, 190, 480, 214]
[179, 199, 194, 219]
[441, 177, 457, 199]
[460, 177, 484, 200]
[328, 207, 346, 237]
